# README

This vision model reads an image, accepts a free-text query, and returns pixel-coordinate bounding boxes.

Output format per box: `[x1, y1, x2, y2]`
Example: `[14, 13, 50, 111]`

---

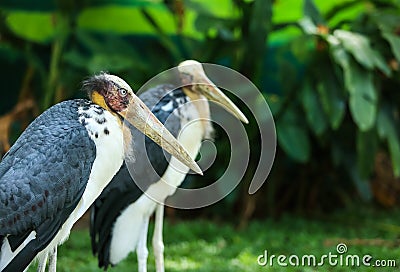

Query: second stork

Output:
[90, 60, 248, 271]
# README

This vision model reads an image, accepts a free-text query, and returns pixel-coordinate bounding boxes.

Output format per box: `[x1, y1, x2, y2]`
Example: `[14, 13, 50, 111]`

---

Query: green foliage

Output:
[271, 0, 400, 204]
[1, 0, 400, 215]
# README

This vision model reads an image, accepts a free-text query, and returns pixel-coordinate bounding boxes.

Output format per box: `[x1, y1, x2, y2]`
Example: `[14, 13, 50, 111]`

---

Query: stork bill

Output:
[178, 60, 249, 124]
[0, 73, 200, 272]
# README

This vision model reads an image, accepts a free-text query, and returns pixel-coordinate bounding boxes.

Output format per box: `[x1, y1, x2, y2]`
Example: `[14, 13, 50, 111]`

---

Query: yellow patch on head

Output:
[91, 91, 111, 111]
[91, 91, 123, 125]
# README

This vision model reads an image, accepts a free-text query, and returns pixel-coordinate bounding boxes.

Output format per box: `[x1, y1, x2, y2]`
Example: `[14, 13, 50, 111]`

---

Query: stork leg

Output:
[48, 247, 57, 272]
[153, 204, 165, 272]
[137, 217, 150, 272]
[37, 252, 48, 272]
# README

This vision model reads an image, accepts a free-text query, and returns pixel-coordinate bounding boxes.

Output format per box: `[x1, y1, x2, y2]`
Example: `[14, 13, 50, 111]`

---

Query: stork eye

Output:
[119, 88, 128, 97]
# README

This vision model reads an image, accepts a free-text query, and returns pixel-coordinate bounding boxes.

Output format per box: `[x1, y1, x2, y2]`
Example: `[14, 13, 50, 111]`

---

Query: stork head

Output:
[178, 60, 249, 124]
[83, 73, 133, 114]
[83, 72, 202, 175]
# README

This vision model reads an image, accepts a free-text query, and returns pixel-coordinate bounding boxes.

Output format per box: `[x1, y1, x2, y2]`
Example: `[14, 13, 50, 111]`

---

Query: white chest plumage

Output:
[39, 104, 125, 259]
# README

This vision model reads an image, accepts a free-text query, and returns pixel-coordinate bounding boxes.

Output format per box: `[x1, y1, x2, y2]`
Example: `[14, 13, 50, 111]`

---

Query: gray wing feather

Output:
[0, 100, 96, 236]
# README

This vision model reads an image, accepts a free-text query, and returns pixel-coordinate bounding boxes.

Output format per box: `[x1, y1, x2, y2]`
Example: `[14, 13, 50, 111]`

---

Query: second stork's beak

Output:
[119, 96, 203, 175]
[178, 60, 249, 124]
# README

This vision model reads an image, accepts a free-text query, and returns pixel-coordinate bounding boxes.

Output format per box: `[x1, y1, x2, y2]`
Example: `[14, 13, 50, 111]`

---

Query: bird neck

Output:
[182, 89, 211, 136]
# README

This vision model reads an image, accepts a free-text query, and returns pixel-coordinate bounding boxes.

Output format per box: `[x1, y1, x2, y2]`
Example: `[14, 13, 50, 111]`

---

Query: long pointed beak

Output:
[119, 96, 203, 175]
[179, 60, 249, 124]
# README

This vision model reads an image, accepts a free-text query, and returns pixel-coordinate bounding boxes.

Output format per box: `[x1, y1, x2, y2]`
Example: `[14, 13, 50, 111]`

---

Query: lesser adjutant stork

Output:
[0, 73, 200, 272]
[90, 61, 248, 271]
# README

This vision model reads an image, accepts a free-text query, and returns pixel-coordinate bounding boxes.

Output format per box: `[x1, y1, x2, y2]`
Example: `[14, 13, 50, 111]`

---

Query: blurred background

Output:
[1, 0, 400, 271]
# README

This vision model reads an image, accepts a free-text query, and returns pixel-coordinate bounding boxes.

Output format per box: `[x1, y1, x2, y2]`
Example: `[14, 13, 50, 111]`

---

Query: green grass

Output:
[28, 207, 400, 271]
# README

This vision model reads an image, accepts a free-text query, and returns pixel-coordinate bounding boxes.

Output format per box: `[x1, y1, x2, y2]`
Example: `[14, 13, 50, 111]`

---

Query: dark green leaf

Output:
[277, 110, 310, 163]
[317, 72, 346, 130]
[377, 107, 393, 139]
[371, 48, 391, 77]
[372, 10, 400, 33]
[301, 81, 328, 135]
[337, 57, 377, 131]
[388, 134, 400, 177]
[348, 164, 373, 201]
[383, 32, 400, 63]
[377, 107, 400, 177]
[356, 129, 378, 178]
[348, 68, 377, 131]
[333, 30, 390, 75]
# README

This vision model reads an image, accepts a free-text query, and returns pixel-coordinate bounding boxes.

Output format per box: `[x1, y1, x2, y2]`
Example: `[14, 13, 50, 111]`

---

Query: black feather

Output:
[81, 72, 112, 97]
